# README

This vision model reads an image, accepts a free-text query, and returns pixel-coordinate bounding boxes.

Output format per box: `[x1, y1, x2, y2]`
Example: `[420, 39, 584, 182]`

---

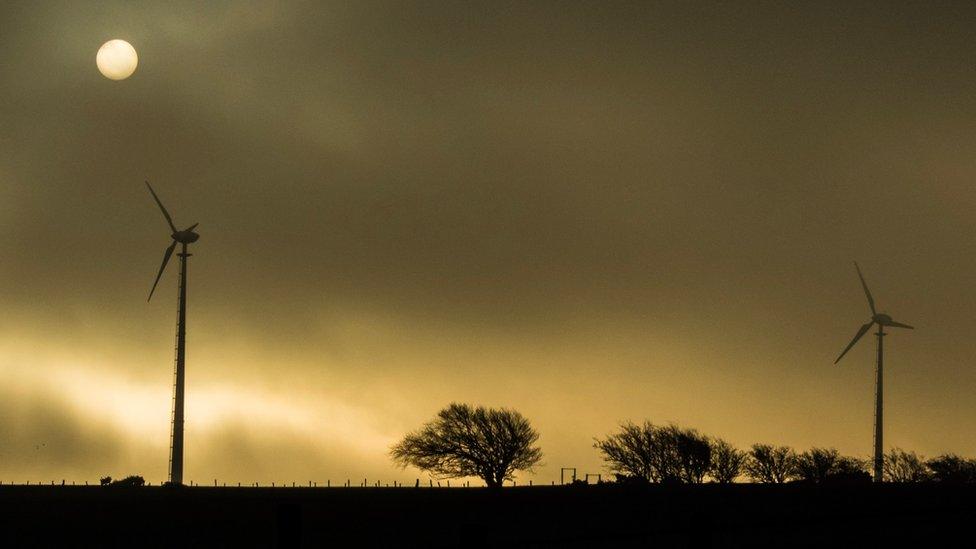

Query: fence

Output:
[0, 476, 606, 488]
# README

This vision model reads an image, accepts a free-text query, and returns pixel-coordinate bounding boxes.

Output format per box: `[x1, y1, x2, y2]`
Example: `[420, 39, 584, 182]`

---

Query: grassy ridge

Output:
[2, 483, 971, 548]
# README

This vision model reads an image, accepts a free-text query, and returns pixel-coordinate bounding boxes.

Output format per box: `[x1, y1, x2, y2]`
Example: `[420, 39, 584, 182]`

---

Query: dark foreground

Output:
[1, 483, 973, 548]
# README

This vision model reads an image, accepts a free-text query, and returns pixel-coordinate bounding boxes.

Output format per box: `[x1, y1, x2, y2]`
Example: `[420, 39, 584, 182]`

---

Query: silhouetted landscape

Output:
[4, 483, 976, 547]
[5, 411, 976, 546]
[4, 1, 976, 546]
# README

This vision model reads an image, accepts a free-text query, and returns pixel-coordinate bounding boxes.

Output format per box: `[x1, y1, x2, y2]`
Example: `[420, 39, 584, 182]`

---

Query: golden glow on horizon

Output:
[0, 316, 953, 486]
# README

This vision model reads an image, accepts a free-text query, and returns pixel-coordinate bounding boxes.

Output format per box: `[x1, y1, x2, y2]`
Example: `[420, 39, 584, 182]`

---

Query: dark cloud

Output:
[1, 1, 976, 482]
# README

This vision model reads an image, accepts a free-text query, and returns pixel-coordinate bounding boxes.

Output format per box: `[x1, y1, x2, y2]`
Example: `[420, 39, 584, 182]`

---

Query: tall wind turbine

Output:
[146, 182, 199, 486]
[834, 262, 913, 483]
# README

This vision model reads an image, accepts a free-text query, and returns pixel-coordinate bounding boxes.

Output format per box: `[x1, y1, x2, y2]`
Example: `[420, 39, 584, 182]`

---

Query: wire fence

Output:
[0, 476, 607, 488]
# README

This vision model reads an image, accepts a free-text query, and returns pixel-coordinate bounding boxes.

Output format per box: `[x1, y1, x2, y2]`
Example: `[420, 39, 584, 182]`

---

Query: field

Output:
[1, 483, 972, 548]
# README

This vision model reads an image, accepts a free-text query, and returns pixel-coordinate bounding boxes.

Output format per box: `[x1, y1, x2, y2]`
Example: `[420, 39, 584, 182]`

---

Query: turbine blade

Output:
[835, 321, 874, 364]
[886, 320, 914, 329]
[184, 223, 198, 232]
[148, 241, 177, 301]
[854, 262, 876, 316]
[146, 181, 178, 233]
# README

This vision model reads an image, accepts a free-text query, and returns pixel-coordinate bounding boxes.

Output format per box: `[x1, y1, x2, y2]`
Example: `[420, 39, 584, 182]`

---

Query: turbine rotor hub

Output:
[172, 231, 199, 244]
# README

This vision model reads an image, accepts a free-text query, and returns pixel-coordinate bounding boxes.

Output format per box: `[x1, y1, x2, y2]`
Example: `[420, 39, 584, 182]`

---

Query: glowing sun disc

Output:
[96, 39, 138, 80]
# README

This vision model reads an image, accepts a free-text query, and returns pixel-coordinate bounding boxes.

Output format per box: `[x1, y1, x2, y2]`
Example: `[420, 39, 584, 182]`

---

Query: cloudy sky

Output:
[1, 1, 975, 484]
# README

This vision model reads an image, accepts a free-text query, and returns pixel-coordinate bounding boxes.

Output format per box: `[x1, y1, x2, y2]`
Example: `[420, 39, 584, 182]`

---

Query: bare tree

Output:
[829, 456, 870, 482]
[390, 403, 542, 488]
[883, 448, 930, 483]
[647, 425, 683, 483]
[594, 421, 658, 483]
[794, 448, 841, 483]
[744, 444, 797, 483]
[926, 454, 976, 483]
[794, 448, 868, 483]
[709, 438, 746, 483]
[672, 426, 712, 483]
[110, 475, 146, 487]
[594, 422, 712, 484]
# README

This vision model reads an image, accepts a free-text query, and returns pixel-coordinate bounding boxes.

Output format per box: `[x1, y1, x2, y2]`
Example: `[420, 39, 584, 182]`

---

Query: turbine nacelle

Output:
[172, 228, 200, 244]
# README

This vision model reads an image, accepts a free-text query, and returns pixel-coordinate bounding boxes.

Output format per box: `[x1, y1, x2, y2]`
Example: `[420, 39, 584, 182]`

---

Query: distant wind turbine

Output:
[146, 181, 200, 486]
[834, 262, 913, 483]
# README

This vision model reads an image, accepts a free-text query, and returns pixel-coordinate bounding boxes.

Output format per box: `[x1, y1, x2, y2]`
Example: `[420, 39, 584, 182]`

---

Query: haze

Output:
[1, 1, 975, 485]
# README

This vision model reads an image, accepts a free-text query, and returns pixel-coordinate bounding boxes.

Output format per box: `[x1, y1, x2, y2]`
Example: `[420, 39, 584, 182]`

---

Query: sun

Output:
[96, 39, 138, 81]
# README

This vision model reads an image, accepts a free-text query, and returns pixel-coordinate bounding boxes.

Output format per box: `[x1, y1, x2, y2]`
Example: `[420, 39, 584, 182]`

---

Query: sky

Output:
[1, 1, 976, 485]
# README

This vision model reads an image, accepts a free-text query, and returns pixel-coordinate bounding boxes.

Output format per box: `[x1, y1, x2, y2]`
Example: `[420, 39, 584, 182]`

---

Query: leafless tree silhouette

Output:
[709, 438, 746, 483]
[111, 475, 146, 487]
[883, 448, 930, 482]
[594, 422, 657, 483]
[594, 422, 712, 484]
[671, 426, 712, 483]
[926, 454, 976, 483]
[793, 448, 868, 483]
[744, 444, 797, 483]
[390, 403, 542, 488]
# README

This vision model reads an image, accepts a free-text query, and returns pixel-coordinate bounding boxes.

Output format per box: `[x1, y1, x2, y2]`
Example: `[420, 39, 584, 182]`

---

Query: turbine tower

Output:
[834, 262, 913, 483]
[146, 182, 199, 486]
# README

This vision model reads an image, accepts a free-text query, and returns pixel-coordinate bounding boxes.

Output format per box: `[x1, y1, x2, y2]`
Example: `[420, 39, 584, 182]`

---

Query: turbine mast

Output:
[835, 262, 912, 484]
[873, 323, 884, 483]
[145, 181, 199, 487]
[170, 242, 190, 485]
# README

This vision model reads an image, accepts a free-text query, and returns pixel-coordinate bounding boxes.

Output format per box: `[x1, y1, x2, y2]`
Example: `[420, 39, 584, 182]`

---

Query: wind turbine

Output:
[834, 262, 913, 483]
[146, 181, 199, 486]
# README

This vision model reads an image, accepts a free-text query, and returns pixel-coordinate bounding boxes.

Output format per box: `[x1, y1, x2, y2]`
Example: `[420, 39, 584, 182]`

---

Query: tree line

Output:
[392, 403, 976, 487]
